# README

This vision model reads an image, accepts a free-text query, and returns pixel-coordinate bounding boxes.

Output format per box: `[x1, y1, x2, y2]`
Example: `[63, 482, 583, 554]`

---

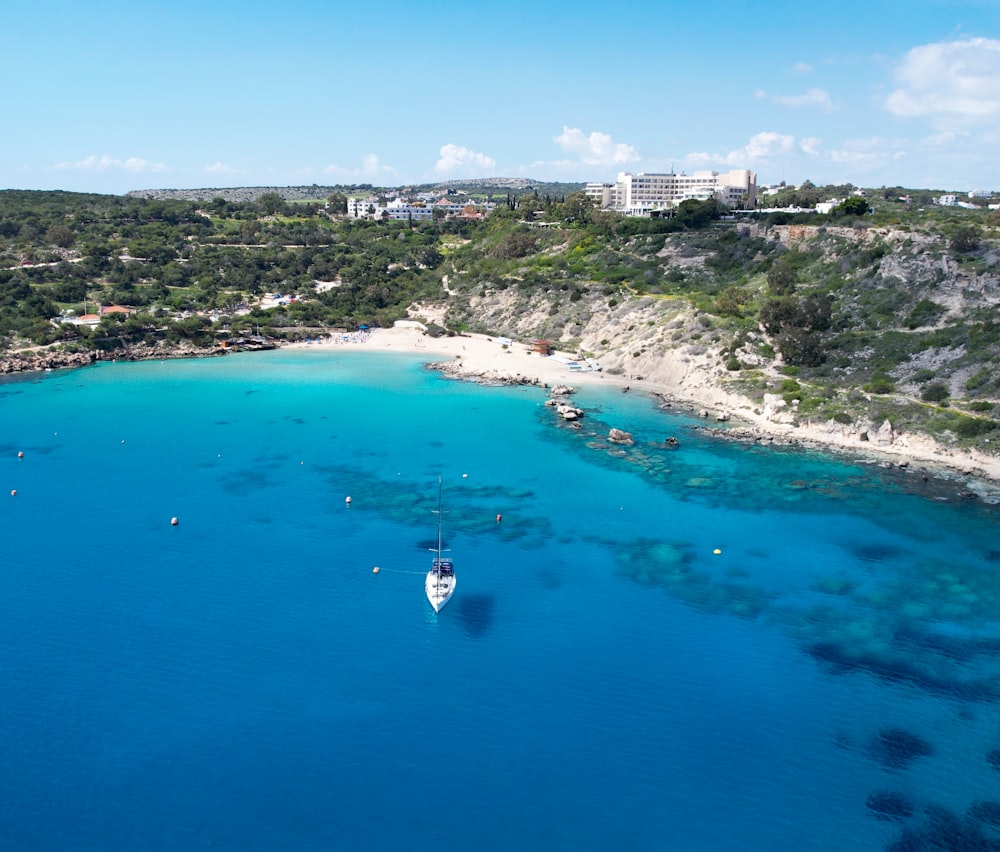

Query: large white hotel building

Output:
[585, 169, 757, 216]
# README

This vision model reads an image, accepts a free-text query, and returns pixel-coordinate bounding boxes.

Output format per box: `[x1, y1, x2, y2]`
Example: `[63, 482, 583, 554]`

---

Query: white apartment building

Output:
[346, 196, 495, 221]
[586, 169, 757, 216]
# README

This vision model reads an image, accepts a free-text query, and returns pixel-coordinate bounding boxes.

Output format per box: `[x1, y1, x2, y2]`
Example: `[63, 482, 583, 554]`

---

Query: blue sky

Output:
[3, 0, 999, 194]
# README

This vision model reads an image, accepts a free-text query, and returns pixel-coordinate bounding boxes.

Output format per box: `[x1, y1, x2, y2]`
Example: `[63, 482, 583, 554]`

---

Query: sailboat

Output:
[425, 476, 456, 612]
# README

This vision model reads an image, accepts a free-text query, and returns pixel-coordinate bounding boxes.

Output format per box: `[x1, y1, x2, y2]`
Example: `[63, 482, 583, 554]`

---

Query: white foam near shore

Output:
[284, 326, 1000, 488]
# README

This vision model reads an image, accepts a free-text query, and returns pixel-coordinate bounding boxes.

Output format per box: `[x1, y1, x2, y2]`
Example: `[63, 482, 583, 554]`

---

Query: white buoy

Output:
[462, 473, 468, 478]
[10, 490, 16, 497]
[170, 517, 179, 526]
[372, 566, 380, 574]
[17, 451, 24, 459]
[345, 496, 352, 505]
[713, 548, 722, 555]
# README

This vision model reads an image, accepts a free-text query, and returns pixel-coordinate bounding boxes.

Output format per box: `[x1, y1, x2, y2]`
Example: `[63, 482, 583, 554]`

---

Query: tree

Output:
[257, 193, 287, 216]
[835, 197, 869, 217]
[559, 191, 597, 224]
[776, 327, 824, 367]
[950, 226, 980, 254]
[327, 193, 348, 215]
[921, 382, 950, 403]
[766, 258, 799, 295]
[45, 224, 75, 248]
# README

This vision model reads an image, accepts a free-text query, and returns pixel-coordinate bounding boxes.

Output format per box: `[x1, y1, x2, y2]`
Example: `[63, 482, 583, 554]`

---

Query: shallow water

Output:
[1, 351, 998, 850]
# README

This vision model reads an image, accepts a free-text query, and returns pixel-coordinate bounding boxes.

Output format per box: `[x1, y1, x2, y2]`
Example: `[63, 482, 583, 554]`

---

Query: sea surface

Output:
[1, 350, 999, 851]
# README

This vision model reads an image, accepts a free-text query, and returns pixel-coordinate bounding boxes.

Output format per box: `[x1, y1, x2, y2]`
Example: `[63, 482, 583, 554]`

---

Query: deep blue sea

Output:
[2, 350, 999, 851]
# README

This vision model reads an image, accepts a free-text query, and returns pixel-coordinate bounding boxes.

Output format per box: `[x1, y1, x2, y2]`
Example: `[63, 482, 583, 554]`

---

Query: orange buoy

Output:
[496, 514, 502, 523]
[170, 517, 179, 526]
[372, 566, 380, 574]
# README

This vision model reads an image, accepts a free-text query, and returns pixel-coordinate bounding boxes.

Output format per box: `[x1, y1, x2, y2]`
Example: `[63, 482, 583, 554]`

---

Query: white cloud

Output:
[792, 62, 813, 74]
[799, 137, 822, 155]
[205, 161, 236, 175]
[771, 88, 834, 110]
[553, 127, 639, 166]
[322, 154, 395, 177]
[50, 154, 166, 173]
[756, 88, 833, 110]
[829, 137, 905, 168]
[886, 37, 1000, 123]
[434, 143, 496, 175]
[686, 132, 808, 170]
[724, 131, 796, 165]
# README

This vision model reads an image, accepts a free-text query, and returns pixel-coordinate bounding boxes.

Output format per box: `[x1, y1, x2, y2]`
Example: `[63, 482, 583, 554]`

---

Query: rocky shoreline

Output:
[0, 349, 95, 374]
[7, 336, 999, 503]
[425, 359, 550, 387]
[685, 421, 1000, 506]
[0, 339, 278, 375]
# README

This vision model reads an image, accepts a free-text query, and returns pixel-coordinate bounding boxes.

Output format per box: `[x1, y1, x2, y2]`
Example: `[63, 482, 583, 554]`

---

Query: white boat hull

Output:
[425, 570, 456, 612]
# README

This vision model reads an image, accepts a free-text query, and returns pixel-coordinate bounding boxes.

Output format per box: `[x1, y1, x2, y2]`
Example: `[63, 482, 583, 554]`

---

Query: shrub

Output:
[864, 375, 896, 394]
[950, 226, 980, 254]
[966, 369, 991, 391]
[953, 416, 997, 438]
[905, 299, 945, 329]
[921, 382, 950, 403]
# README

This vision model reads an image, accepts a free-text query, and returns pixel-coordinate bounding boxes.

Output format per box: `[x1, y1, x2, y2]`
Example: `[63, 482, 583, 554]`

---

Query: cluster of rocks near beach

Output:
[0, 338, 276, 375]
[0, 349, 94, 374]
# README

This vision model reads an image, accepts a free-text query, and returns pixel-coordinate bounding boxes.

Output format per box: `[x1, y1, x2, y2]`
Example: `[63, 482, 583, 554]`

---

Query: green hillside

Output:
[1, 186, 997, 453]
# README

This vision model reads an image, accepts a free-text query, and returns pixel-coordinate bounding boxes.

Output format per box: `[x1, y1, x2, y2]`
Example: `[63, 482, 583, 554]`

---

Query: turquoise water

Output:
[1, 350, 999, 850]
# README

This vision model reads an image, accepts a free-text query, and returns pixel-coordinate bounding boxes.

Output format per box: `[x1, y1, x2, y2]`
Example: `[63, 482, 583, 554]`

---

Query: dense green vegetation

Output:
[2, 184, 998, 450]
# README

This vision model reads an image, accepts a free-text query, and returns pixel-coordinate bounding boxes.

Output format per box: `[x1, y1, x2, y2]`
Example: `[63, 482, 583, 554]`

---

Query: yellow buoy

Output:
[372, 566, 380, 574]
[713, 548, 722, 555]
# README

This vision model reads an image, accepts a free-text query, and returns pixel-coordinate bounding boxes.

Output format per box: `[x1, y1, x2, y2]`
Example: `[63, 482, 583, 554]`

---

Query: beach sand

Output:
[286, 327, 1000, 492]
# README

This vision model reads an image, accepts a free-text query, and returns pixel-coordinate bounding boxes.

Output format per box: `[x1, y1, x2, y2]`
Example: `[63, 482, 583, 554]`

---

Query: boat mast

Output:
[435, 476, 443, 593]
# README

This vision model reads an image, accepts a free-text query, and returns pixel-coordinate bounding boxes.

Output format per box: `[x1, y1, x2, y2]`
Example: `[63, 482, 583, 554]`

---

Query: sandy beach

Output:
[286, 326, 1000, 494]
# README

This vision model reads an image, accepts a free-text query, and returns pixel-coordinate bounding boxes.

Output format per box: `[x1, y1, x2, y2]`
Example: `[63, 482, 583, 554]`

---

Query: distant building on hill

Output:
[585, 169, 757, 216]
[345, 196, 496, 221]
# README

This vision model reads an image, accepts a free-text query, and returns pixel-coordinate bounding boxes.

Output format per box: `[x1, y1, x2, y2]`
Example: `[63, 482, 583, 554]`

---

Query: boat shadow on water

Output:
[454, 593, 496, 637]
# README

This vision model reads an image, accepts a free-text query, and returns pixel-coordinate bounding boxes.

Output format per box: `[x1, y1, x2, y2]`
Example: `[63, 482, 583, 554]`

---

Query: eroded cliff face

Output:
[439, 219, 999, 465]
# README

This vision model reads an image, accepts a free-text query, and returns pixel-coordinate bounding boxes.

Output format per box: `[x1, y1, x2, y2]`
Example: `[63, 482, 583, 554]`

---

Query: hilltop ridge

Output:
[126, 178, 583, 203]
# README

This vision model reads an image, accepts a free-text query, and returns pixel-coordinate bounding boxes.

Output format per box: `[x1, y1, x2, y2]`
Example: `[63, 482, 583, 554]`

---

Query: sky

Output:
[3, 0, 999, 195]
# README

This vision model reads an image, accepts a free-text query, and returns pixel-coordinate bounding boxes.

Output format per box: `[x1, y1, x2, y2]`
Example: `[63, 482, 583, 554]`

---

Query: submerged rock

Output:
[866, 791, 915, 822]
[867, 727, 934, 770]
[968, 800, 1000, 827]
